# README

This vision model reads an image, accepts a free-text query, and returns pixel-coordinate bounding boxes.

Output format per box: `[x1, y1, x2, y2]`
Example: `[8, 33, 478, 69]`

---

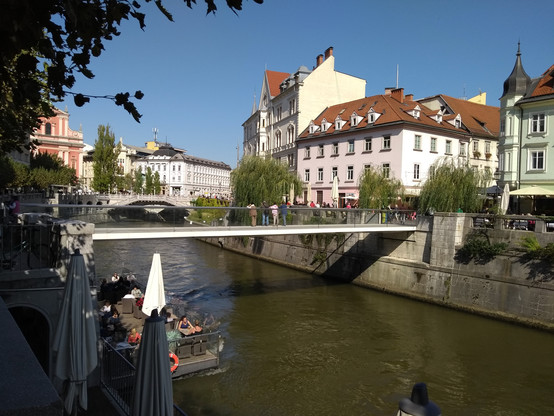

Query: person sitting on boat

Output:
[178, 315, 195, 336]
[127, 328, 141, 345]
[131, 285, 142, 299]
[106, 308, 120, 334]
[101, 300, 112, 315]
[126, 273, 137, 284]
[193, 319, 203, 334]
[111, 273, 120, 283]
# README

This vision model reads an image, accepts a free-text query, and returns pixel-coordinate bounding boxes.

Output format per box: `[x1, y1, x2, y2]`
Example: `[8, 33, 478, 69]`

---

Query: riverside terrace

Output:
[18, 204, 418, 240]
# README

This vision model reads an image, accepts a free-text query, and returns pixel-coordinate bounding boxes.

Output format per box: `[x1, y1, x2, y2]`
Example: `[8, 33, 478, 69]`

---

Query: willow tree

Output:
[418, 158, 490, 214]
[358, 165, 404, 209]
[231, 156, 302, 222]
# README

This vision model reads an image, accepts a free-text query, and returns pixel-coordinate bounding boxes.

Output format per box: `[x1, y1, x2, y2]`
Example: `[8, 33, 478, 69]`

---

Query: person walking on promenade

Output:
[270, 203, 279, 226]
[280, 201, 288, 226]
[262, 201, 270, 226]
[247, 203, 257, 226]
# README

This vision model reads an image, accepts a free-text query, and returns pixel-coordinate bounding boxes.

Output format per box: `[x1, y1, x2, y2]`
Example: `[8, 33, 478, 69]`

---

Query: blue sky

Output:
[59, 0, 554, 168]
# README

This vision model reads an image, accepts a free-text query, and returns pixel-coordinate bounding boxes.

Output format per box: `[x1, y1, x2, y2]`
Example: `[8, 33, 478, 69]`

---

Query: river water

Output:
[94, 238, 554, 415]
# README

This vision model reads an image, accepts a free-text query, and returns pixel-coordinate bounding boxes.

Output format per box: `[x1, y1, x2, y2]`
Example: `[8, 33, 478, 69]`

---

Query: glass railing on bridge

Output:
[17, 203, 418, 230]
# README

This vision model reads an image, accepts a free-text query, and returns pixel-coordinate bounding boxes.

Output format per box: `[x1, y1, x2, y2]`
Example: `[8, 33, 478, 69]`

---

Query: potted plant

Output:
[485, 152, 492, 160]
[473, 151, 481, 159]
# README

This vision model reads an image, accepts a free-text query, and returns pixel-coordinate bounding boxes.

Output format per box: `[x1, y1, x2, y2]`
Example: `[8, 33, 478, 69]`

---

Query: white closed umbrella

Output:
[331, 176, 339, 207]
[501, 184, 510, 214]
[289, 183, 295, 204]
[133, 309, 173, 416]
[53, 249, 98, 415]
[142, 253, 166, 317]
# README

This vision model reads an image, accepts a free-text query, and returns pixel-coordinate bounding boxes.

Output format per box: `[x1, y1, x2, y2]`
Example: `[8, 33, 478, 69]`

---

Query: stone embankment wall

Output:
[203, 213, 554, 332]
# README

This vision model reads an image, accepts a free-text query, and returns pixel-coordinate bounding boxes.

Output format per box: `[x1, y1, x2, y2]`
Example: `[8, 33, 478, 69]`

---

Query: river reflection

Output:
[94, 238, 554, 415]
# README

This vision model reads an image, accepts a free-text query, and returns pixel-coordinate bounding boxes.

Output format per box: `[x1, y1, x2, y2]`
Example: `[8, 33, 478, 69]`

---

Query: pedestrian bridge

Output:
[92, 223, 416, 241]
[20, 203, 417, 241]
[104, 194, 191, 207]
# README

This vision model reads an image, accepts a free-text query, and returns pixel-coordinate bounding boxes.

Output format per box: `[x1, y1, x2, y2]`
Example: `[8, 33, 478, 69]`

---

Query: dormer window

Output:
[367, 108, 381, 124]
[335, 116, 346, 131]
[321, 118, 332, 132]
[350, 111, 362, 127]
[432, 110, 444, 123]
[309, 121, 320, 134]
[407, 105, 421, 119]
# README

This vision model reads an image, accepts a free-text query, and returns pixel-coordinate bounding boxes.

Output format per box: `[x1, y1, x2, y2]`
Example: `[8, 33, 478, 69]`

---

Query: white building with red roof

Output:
[242, 47, 366, 171]
[297, 87, 499, 206]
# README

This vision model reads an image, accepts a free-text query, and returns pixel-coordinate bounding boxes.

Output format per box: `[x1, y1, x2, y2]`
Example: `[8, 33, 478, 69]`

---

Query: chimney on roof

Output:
[316, 54, 324, 67]
[391, 88, 404, 103]
[324, 46, 333, 59]
[384, 87, 394, 95]
[405, 94, 413, 102]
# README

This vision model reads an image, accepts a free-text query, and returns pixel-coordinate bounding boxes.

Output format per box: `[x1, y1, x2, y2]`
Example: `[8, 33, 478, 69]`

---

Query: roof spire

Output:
[251, 94, 257, 115]
[500, 42, 530, 99]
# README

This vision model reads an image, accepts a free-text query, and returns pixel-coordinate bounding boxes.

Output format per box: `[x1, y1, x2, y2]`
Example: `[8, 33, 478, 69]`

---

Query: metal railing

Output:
[100, 338, 188, 416]
[472, 213, 554, 233]
[1, 222, 58, 273]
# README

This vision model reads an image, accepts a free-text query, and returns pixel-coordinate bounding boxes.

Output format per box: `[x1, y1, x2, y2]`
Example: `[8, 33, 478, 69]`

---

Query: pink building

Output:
[297, 88, 499, 206]
[32, 108, 84, 177]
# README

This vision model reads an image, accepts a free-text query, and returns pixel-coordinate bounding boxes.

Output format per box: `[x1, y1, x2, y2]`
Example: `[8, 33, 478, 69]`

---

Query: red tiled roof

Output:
[266, 70, 290, 98]
[530, 64, 554, 98]
[438, 95, 500, 138]
[298, 94, 465, 139]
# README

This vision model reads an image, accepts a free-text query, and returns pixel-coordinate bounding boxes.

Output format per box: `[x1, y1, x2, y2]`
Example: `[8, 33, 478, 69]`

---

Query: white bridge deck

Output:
[93, 223, 416, 240]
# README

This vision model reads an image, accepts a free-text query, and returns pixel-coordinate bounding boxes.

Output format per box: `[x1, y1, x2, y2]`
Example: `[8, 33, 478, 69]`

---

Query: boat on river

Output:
[100, 292, 221, 379]
[99, 253, 221, 379]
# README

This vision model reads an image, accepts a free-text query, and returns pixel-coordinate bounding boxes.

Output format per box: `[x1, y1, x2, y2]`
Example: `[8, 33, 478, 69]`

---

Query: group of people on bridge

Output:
[247, 201, 289, 227]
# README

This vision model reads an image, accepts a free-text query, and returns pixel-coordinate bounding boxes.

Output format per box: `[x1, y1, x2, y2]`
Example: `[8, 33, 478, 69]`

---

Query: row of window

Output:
[143, 162, 228, 175]
[500, 112, 548, 136]
[500, 149, 547, 173]
[303, 163, 423, 182]
[270, 98, 296, 124]
[274, 125, 296, 147]
[303, 135, 472, 158]
[160, 175, 230, 185]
